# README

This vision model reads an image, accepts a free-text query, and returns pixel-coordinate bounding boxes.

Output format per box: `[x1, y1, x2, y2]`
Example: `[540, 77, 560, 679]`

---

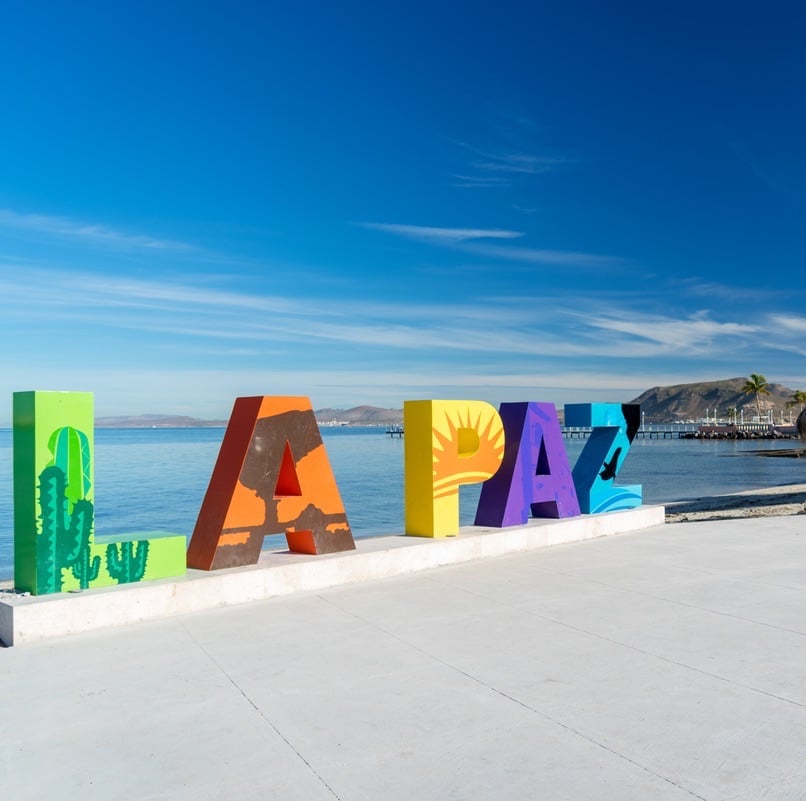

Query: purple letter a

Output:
[474, 402, 580, 527]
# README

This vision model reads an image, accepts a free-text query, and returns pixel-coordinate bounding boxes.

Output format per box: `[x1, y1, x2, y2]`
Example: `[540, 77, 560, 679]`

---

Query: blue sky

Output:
[1, 2, 804, 422]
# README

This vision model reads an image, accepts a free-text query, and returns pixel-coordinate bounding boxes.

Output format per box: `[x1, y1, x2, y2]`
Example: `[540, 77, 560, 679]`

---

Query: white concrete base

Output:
[0, 505, 664, 646]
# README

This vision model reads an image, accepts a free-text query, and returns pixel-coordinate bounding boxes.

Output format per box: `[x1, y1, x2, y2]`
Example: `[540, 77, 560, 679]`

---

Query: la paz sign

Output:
[12, 392, 641, 595]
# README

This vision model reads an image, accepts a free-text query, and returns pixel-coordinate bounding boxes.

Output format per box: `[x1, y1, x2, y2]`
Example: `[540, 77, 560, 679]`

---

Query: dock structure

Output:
[562, 425, 698, 439]
[386, 425, 404, 437]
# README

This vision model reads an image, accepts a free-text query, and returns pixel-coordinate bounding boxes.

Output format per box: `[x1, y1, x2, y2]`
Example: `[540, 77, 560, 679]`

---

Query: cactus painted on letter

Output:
[106, 540, 149, 584]
[36, 466, 95, 593]
[70, 500, 100, 589]
[48, 426, 92, 509]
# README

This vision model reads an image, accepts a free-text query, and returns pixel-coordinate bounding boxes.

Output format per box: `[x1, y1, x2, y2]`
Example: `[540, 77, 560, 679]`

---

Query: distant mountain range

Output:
[95, 407, 404, 428]
[96, 380, 805, 428]
[95, 414, 228, 428]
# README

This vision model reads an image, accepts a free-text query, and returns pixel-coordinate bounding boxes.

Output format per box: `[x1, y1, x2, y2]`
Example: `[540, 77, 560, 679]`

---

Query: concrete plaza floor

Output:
[3, 514, 806, 800]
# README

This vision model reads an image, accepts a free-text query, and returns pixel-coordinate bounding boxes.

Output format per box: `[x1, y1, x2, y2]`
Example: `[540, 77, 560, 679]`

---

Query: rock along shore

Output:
[680, 424, 799, 440]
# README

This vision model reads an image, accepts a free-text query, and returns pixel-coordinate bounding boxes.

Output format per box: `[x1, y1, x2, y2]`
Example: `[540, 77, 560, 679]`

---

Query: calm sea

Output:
[1, 426, 804, 581]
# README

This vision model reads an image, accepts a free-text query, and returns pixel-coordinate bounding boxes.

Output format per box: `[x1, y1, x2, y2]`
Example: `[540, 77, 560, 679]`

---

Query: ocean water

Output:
[1, 426, 804, 581]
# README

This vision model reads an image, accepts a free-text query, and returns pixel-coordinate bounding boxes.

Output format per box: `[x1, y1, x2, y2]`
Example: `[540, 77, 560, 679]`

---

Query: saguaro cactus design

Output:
[36, 466, 68, 593]
[70, 502, 101, 589]
[106, 540, 149, 584]
[71, 547, 101, 589]
[36, 465, 95, 594]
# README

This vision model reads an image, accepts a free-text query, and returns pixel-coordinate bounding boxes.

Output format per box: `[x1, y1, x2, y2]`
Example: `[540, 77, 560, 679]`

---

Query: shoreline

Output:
[665, 483, 806, 523]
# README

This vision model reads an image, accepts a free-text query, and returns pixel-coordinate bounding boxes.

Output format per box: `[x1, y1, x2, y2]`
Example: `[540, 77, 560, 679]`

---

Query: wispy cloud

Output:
[359, 221, 620, 268]
[452, 174, 513, 189]
[460, 242, 621, 268]
[674, 278, 785, 303]
[471, 152, 570, 175]
[0, 267, 301, 315]
[0, 208, 197, 252]
[770, 314, 806, 333]
[451, 139, 573, 188]
[578, 310, 758, 351]
[356, 222, 523, 243]
[727, 138, 799, 196]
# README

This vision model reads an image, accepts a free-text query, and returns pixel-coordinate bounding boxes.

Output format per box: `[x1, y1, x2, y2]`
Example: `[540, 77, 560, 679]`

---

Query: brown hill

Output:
[630, 378, 803, 424]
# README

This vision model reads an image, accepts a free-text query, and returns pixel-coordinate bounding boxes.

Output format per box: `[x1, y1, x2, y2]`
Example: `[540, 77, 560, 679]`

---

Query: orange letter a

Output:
[187, 396, 355, 570]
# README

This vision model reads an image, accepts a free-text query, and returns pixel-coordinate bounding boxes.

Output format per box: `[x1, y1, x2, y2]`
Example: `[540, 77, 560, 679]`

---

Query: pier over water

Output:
[562, 424, 698, 439]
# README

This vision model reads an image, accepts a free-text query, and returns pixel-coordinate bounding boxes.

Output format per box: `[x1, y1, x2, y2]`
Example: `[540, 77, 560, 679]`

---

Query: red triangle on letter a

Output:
[274, 443, 302, 497]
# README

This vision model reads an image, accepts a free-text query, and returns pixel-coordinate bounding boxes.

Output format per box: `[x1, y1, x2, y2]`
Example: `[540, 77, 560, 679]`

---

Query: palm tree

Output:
[742, 373, 772, 421]
[785, 390, 806, 412]
[726, 406, 738, 425]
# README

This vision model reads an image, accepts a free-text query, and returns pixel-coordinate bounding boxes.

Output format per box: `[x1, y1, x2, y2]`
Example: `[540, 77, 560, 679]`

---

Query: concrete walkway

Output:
[3, 514, 806, 800]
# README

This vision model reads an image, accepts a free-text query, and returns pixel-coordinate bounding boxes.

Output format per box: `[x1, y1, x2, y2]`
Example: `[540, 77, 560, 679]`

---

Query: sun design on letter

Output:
[432, 406, 505, 500]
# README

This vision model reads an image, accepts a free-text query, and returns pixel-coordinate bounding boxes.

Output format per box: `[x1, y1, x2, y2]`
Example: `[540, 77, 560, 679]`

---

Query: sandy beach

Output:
[665, 482, 806, 523]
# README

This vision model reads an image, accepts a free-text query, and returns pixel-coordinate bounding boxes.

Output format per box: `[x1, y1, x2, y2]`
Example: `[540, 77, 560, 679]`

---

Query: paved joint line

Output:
[479, 678, 710, 801]
[530, 608, 806, 711]
[718, 766, 806, 801]
[422, 574, 806, 712]
[317, 595, 707, 801]
[549, 566, 806, 640]
[179, 623, 342, 801]
[574, 546, 806, 596]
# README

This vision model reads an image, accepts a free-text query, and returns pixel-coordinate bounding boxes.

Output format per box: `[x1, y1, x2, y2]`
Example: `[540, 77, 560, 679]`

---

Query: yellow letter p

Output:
[404, 400, 505, 537]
